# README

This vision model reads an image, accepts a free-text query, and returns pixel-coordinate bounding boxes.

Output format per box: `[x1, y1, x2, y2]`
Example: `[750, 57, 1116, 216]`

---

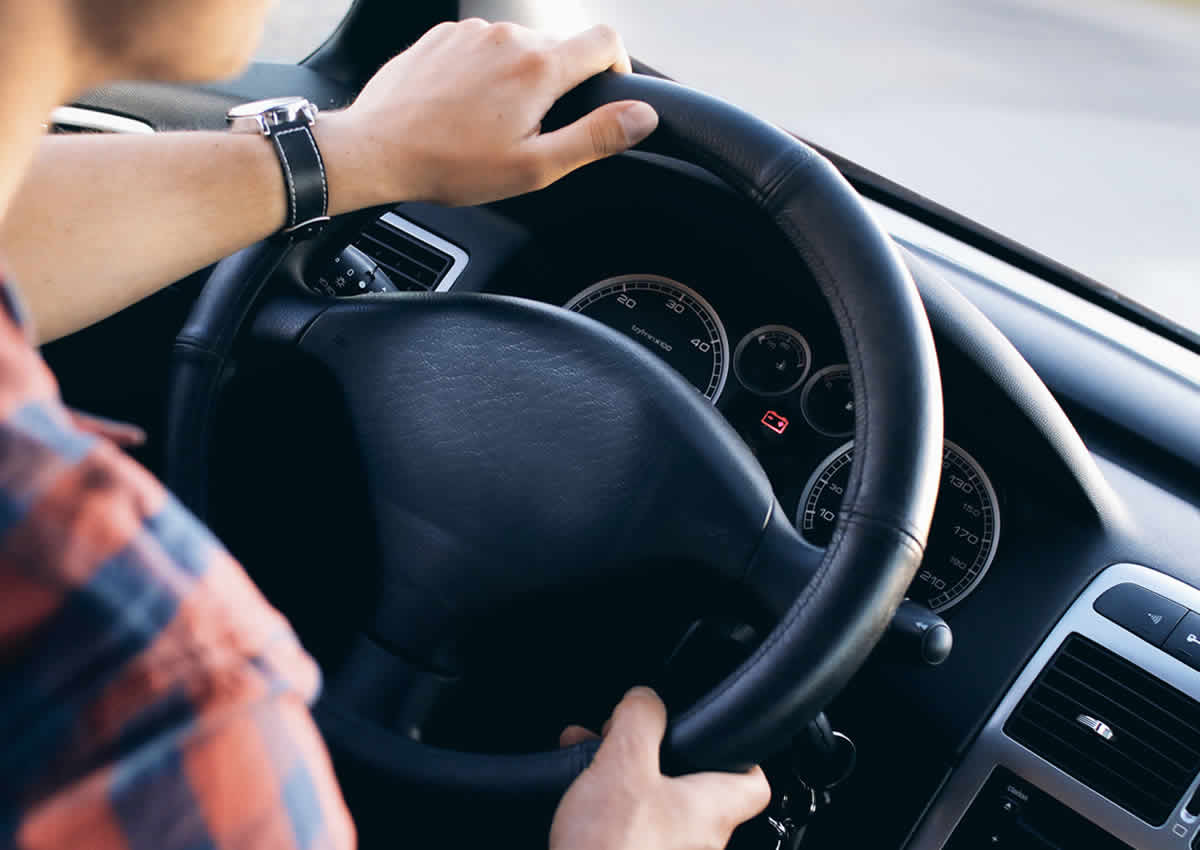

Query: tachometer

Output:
[565, 275, 729, 401]
[797, 440, 1000, 612]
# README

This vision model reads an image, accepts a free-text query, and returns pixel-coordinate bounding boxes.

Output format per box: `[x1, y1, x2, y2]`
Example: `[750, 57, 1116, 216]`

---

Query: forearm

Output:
[0, 21, 656, 344]
[0, 116, 368, 342]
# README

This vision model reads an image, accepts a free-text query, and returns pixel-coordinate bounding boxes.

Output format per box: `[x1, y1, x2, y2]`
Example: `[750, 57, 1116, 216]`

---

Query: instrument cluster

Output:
[566, 272, 1002, 613]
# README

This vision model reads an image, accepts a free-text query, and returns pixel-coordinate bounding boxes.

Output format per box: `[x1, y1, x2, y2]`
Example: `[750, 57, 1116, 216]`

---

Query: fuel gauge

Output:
[733, 325, 811, 397]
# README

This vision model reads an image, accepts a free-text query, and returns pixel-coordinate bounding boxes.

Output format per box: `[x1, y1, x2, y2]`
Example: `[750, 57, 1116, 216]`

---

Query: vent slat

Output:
[352, 218, 455, 293]
[1034, 677, 1197, 776]
[1007, 713, 1179, 818]
[371, 224, 451, 273]
[1056, 649, 1200, 751]
[357, 233, 438, 286]
[1018, 695, 1187, 790]
[1005, 633, 1200, 827]
[1067, 639, 1200, 731]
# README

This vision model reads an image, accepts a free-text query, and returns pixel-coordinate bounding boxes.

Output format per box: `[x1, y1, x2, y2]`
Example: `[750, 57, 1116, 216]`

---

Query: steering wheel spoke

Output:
[247, 289, 329, 347]
[321, 632, 461, 741]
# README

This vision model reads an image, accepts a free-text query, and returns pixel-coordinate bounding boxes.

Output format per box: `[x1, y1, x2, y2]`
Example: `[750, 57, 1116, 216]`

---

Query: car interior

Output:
[44, 0, 1200, 848]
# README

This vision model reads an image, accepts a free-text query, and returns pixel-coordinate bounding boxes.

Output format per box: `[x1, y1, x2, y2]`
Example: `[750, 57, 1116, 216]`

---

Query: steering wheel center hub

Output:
[296, 296, 775, 666]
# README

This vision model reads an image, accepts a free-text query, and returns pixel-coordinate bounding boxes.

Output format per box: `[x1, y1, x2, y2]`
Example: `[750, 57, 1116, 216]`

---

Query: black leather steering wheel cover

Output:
[544, 75, 943, 772]
[167, 237, 292, 513]
[552, 76, 942, 540]
[314, 700, 602, 801]
[165, 72, 942, 795]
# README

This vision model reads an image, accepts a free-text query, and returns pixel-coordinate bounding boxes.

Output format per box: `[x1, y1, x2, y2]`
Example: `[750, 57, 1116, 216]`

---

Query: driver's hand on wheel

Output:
[319, 19, 660, 213]
[551, 687, 772, 850]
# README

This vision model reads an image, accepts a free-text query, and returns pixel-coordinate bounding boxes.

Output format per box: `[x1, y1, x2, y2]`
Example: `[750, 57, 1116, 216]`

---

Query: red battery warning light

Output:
[761, 410, 790, 435]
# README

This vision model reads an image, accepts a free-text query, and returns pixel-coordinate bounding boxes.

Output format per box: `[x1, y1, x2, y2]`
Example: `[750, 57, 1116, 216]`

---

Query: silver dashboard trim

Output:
[909, 562, 1200, 849]
[48, 106, 155, 135]
[378, 211, 469, 293]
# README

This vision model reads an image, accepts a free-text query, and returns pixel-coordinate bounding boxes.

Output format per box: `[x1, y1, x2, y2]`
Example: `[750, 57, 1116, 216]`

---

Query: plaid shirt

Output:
[0, 264, 354, 849]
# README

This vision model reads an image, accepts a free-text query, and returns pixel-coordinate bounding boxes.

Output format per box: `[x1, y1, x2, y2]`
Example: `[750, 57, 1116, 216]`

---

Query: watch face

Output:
[227, 97, 316, 132]
[227, 97, 308, 119]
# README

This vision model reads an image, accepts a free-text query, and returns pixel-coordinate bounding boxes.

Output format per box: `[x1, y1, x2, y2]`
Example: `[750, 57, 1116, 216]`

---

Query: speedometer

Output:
[797, 440, 1000, 612]
[565, 275, 729, 402]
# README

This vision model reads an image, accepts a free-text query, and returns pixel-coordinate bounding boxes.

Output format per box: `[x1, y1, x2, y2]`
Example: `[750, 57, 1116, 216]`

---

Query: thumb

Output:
[533, 100, 658, 176]
[559, 725, 601, 748]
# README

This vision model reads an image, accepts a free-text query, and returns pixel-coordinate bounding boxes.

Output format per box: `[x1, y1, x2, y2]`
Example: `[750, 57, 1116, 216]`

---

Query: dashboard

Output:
[264, 147, 1139, 849]
[297, 160, 1012, 620]
[53, 57, 1200, 850]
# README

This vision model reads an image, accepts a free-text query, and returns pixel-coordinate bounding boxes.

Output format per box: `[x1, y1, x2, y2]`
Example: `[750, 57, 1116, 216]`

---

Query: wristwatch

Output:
[228, 96, 329, 238]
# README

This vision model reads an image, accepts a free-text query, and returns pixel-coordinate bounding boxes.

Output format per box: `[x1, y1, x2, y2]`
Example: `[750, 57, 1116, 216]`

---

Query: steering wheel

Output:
[165, 73, 943, 799]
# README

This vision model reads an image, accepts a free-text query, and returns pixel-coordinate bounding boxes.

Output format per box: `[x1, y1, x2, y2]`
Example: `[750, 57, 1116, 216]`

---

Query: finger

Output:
[550, 24, 633, 92]
[69, 411, 147, 447]
[598, 686, 668, 772]
[559, 725, 601, 748]
[530, 100, 658, 177]
[413, 19, 473, 49]
[674, 765, 773, 827]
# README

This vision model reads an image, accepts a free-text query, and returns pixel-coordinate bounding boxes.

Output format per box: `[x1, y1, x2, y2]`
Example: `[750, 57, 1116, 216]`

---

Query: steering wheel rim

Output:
[165, 72, 943, 797]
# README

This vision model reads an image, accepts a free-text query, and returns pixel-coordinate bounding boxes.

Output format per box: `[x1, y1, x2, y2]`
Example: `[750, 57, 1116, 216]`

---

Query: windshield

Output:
[257, 0, 354, 64]
[586, 0, 1200, 331]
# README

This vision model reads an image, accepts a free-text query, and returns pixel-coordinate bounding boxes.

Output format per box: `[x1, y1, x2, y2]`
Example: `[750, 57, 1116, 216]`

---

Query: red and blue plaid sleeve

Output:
[0, 269, 355, 849]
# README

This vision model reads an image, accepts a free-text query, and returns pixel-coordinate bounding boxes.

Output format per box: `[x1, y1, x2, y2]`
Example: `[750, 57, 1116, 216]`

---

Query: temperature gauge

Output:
[801, 364, 855, 438]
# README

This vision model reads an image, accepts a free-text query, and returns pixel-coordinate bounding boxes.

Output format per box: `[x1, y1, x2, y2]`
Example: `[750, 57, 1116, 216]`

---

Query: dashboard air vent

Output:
[47, 106, 154, 135]
[1005, 633, 1200, 826]
[352, 217, 457, 292]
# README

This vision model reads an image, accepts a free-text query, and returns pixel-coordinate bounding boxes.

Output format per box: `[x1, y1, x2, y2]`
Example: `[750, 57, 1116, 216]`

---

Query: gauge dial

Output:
[797, 440, 1000, 612]
[801, 365, 855, 438]
[734, 325, 812, 397]
[566, 275, 729, 401]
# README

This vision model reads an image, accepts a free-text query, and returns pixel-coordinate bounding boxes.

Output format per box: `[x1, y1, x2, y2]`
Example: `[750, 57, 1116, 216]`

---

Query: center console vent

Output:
[352, 216, 458, 292]
[1005, 633, 1200, 826]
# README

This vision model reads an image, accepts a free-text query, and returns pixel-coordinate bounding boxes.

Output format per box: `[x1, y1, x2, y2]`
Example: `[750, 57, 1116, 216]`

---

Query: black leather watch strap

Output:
[270, 121, 329, 237]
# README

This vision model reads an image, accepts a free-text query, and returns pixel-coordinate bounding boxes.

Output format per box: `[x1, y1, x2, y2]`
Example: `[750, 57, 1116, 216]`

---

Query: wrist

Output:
[314, 109, 422, 216]
[311, 110, 367, 216]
